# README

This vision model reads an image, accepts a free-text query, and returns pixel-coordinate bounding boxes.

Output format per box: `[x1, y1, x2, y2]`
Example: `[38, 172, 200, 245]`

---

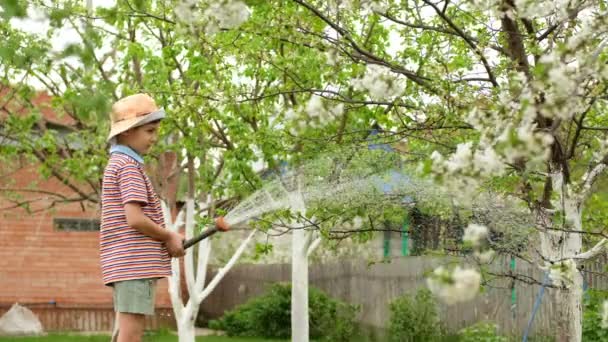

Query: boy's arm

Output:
[124, 202, 185, 257]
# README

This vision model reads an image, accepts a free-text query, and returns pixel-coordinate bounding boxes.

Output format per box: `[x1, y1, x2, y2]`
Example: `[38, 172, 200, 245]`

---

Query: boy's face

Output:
[118, 121, 160, 155]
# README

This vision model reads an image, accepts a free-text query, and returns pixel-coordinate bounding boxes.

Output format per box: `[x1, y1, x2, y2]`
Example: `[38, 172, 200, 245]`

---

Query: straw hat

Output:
[107, 93, 166, 142]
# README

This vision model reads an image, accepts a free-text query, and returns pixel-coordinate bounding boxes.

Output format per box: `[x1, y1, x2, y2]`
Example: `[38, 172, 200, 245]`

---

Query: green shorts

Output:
[112, 279, 157, 316]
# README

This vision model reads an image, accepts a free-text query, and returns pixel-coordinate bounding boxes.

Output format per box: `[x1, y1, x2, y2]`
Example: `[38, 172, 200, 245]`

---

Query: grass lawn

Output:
[0, 331, 554, 342]
[0, 331, 289, 342]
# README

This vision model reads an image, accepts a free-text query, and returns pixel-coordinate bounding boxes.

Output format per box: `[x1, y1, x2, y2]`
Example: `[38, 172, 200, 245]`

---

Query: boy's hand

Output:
[165, 232, 185, 258]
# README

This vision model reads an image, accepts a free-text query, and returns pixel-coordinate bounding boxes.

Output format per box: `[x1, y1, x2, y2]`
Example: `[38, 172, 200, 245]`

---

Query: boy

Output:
[100, 93, 184, 342]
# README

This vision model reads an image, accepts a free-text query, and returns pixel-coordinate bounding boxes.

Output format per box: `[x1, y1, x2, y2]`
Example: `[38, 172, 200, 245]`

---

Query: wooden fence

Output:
[201, 255, 608, 339]
[0, 303, 175, 332]
[1, 254, 605, 338]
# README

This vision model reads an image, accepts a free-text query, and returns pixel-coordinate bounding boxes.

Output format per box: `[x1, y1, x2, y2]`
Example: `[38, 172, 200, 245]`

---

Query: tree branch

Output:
[574, 239, 607, 261]
[421, 0, 498, 87]
[290, 0, 430, 88]
[499, 0, 530, 74]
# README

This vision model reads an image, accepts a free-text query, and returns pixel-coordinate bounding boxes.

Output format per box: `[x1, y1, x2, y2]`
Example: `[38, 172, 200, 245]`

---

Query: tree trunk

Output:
[161, 170, 259, 341]
[176, 316, 196, 342]
[556, 270, 583, 342]
[292, 227, 309, 342]
[289, 187, 309, 342]
[537, 204, 583, 342]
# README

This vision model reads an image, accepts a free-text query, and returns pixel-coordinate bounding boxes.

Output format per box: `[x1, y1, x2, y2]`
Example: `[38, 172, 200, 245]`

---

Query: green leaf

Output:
[49, 8, 70, 27]
[0, 0, 27, 19]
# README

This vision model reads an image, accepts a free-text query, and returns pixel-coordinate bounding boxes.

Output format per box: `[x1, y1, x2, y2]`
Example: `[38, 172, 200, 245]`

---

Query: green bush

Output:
[388, 288, 442, 342]
[208, 283, 359, 341]
[458, 322, 507, 342]
[583, 289, 608, 341]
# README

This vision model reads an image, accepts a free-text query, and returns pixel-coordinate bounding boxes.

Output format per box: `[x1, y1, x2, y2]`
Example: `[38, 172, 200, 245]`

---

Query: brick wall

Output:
[0, 93, 185, 330]
[0, 163, 173, 314]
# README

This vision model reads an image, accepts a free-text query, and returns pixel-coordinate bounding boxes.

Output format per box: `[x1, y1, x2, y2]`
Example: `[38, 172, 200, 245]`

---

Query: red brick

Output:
[0, 155, 176, 309]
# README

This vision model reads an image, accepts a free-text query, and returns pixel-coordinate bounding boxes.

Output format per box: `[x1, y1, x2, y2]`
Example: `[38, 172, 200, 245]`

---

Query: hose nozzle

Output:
[183, 216, 230, 250]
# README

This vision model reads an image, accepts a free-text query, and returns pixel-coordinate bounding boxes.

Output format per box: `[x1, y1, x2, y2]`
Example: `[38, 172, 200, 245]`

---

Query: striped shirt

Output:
[99, 151, 171, 286]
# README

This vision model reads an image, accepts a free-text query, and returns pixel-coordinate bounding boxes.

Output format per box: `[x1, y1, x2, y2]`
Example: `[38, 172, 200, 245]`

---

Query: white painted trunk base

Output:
[292, 228, 309, 342]
[537, 191, 583, 342]
[289, 188, 310, 342]
[176, 320, 196, 342]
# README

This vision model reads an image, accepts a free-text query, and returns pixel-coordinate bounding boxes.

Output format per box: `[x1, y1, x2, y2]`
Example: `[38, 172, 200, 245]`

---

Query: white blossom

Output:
[325, 48, 339, 66]
[567, 19, 593, 51]
[427, 266, 481, 305]
[470, 0, 501, 9]
[284, 108, 297, 120]
[554, 0, 573, 20]
[516, 122, 536, 146]
[334, 0, 387, 13]
[430, 150, 444, 164]
[514, 0, 553, 18]
[352, 64, 404, 100]
[352, 216, 363, 230]
[328, 102, 345, 118]
[466, 108, 483, 130]
[175, 0, 250, 32]
[428, 147, 481, 204]
[480, 71, 557, 167]
[205, 1, 250, 28]
[474, 249, 495, 263]
[535, 51, 583, 121]
[463, 223, 488, 246]
[406, 111, 427, 123]
[500, 122, 553, 165]
[548, 66, 574, 97]
[473, 146, 505, 176]
[303, 95, 343, 126]
[175, 0, 198, 23]
[305, 95, 324, 118]
[446, 142, 473, 173]
[546, 259, 577, 287]
[361, 0, 388, 12]
[333, 0, 353, 10]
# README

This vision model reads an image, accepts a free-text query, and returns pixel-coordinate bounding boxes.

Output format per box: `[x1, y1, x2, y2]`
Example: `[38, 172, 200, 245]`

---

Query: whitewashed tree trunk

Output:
[537, 221, 583, 342]
[162, 199, 257, 342]
[536, 173, 583, 342]
[288, 186, 311, 342]
[530, 167, 608, 342]
[292, 229, 321, 342]
[563, 271, 584, 342]
[292, 227, 309, 342]
[176, 320, 196, 342]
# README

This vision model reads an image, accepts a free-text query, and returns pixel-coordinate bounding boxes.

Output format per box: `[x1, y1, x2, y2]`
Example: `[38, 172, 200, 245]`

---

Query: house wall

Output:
[0, 162, 175, 330]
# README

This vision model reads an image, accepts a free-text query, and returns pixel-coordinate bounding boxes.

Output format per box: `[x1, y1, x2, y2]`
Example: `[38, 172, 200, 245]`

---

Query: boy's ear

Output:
[116, 130, 131, 144]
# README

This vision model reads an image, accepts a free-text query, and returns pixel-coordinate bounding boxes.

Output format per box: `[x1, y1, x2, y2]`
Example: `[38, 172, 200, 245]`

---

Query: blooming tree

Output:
[211, 1, 608, 340]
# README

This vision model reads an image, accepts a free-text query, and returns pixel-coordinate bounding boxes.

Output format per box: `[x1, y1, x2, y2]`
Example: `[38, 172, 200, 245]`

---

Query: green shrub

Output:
[388, 288, 442, 342]
[310, 288, 359, 342]
[208, 282, 359, 341]
[458, 322, 507, 342]
[583, 289, 608, 341]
